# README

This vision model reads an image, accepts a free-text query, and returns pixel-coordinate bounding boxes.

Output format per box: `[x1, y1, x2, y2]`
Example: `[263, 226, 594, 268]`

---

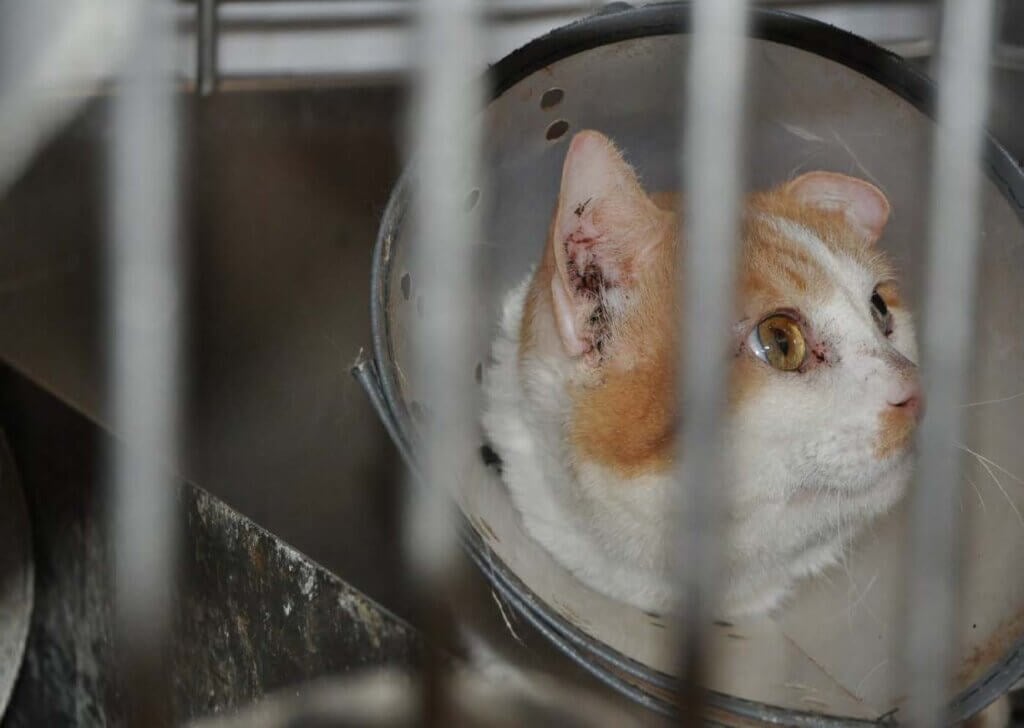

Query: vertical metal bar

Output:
[0, 2, 135, 194]
[197, 0, 218, 95]
[676, 0, 749, 719]
[409, 0, 483, 723]
[903, 1, 996, 726]
[109, 0, 181, 723]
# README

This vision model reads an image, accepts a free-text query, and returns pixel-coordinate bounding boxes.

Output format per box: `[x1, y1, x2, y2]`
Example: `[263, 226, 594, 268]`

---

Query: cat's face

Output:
[520, 130, 920, 513]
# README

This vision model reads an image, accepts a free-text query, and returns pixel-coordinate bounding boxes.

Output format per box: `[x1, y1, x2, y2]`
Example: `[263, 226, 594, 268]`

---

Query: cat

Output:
[482, 129, 921, 617]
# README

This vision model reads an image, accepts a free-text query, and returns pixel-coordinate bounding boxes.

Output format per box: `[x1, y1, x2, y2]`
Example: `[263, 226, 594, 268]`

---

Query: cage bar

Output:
[108, 0, 181, 722]
[407, 0, 484, 721]
[197, 0, 218, 95]
[903, 1, 997, 725]
[675, 0, 750, 715]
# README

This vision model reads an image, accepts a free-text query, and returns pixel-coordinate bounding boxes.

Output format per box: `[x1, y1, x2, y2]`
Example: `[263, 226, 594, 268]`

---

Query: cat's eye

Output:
[749, 314, 807, 371]
[870, 287, 893, 336]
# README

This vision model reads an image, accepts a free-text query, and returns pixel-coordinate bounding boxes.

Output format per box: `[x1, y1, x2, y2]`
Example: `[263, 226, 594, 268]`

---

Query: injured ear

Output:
[550, 130, 662, 358]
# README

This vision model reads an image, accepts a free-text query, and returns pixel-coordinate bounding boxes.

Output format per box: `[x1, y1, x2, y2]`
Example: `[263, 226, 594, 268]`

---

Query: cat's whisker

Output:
[960, 390, 1024, 408]
[956, 441, 1024, 486]
[837, 559, 858, 631]
[818, 568, 836, 588]
[965, 476, 986, 512]
[788, 148, 825, 180]
[837, 519, 855, 583]
[394, 361, 410, 391]
[972, 455, 1023, 528]
[838, 561, 883, 630]
[984, 459, 1023, 487]
[829, 127, 884, 189]
[854, 659, 889, 697]
[846, 571, 878, 615]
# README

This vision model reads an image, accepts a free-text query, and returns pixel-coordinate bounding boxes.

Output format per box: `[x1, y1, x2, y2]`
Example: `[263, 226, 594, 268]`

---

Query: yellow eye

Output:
[751, 314, 807, 371]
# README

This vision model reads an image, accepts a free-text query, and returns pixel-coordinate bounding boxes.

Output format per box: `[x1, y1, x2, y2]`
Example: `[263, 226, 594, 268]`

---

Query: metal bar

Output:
[903, 1, 997, 726]
[108, 0, 181, 723]
[0, 2, 135, 194]
[197, 0, 219, 95]
[408, 0, 483, 723]
[676, 0, 749, 720]
[161, 2, 931, 88]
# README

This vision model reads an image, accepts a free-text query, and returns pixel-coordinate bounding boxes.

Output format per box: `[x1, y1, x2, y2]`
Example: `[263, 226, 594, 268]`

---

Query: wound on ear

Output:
[548, 130, 661, 359]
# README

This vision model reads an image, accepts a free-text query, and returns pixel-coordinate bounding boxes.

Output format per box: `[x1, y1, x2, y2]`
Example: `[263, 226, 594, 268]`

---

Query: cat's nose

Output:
[888, 382, 924, 420]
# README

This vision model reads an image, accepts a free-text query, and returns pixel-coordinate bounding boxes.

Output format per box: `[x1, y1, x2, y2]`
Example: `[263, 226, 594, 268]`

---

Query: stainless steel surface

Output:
[903, 0, 998, 724]
[675, 0, 749, 707]
[197, 0, 218, 95]
[108, 1, 181, 721]
[0, 435, 33, 720]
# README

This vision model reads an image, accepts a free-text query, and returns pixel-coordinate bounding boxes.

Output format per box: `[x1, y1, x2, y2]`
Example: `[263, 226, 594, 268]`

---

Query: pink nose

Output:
[889, 384, 924, 420]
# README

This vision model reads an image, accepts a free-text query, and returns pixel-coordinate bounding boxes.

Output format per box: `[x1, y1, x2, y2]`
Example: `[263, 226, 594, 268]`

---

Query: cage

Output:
[356, 4, 1024, 723]
[2, 0, 1021, 725]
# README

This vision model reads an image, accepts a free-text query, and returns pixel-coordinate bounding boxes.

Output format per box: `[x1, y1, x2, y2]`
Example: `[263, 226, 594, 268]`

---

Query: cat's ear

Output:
[550, 131, 662, 358]
[786, 171, 890, 243]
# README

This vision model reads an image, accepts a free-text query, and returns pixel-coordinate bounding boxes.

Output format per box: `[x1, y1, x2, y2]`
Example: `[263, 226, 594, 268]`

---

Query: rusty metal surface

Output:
[0, 436, 32, 721]
[0, 366, 421, 726]
[178, 481, 421, 714]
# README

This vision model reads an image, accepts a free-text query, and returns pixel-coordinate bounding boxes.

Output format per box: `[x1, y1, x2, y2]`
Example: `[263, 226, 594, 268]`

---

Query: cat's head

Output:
[520, 130, 920, 510]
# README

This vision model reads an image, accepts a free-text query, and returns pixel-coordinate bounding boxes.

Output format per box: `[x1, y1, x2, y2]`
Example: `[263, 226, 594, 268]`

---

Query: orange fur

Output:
[748, 191, 894, 282]
[571, 363, 676, 475]
[876, 408, 917, 459]
[875, 280, 902, 308]
[874, 349, 920, 458]
[566, 201, 678, 475]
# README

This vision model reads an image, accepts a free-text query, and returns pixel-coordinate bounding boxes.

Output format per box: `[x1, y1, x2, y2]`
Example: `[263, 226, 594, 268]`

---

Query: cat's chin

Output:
[786, 450, 913, 507]
[846, 451, 914, 511]
[792, 471, 908, 508]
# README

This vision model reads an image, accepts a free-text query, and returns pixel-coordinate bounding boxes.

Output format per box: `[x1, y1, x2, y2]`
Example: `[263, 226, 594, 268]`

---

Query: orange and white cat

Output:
[483, 130, 922, 616]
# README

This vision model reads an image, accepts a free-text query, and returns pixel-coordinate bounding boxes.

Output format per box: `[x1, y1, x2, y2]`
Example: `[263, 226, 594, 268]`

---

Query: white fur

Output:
[482, 278, 675, 607]
[484, 218, 918, 617]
